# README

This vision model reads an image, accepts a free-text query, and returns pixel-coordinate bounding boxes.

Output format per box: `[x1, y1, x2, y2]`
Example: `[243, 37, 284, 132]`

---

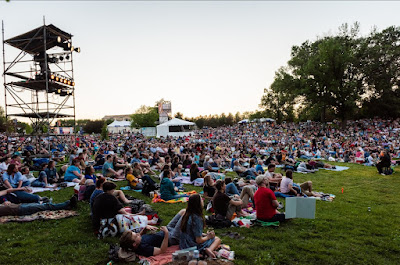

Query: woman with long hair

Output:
[180, 194, 221, 258]
[190, 163, 200, 182]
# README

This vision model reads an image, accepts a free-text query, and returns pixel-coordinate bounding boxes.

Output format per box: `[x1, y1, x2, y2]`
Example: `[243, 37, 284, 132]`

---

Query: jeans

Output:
[13, 191, 40, 203]
[167, 212, 183, 245]
[31, 180, 46, 187]
[171, 194, 189, 199]
[142, 175, 156, 186]
[226, 182, 240, 196]
[18, 201, 70, 216]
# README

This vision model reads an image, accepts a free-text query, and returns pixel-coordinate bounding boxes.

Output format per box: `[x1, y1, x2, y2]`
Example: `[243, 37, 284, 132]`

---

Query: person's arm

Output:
[72, 171, 83, 178]
[271, 199, 279, 208]
[3, 179, 12, 189]
[153, 226, 169, 256]
[17, 180, 23, 188]
[288, 183, 297, 195]
[229, 198, 243, 206]
[118, 208, 130, 215]
[196, 230, 215, 244]
[79, 177, 86, 185]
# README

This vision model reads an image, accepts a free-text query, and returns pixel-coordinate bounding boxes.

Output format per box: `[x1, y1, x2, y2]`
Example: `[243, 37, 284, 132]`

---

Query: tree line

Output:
[260, 23, 400, 126]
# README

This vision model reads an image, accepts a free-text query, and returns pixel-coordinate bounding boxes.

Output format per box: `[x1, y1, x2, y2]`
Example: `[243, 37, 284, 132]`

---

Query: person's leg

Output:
[167, 209, 185, 245]
[31, 180, 46, 188]
[18, 201, 70, 216]
[205, 236, 221, 258]
[142, 175, 156, 186]
[171, 194, 189, 199]
[113, 190, 131, 203]
[240, 186, 254, 207]
[300, 181, 312, 193]
[13, 191, 40, 203]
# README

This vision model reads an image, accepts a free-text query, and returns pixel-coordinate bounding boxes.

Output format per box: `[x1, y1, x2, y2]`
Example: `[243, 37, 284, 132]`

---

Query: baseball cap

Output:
[256, 175, 267, 185]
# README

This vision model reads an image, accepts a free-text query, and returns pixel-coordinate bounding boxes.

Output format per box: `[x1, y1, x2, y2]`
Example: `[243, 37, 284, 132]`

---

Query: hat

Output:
[256, 175, 267, 185]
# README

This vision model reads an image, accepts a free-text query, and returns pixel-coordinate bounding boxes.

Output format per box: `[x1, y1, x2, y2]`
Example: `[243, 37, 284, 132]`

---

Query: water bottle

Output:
[193, 250, 199, 260]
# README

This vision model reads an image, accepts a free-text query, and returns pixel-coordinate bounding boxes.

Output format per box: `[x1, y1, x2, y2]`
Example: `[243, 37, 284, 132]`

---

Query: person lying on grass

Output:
[180, 194, 221, 258]
[119, 209, 186, 257]
[0, 187, 77, 217]
[254, 175, 285, 222]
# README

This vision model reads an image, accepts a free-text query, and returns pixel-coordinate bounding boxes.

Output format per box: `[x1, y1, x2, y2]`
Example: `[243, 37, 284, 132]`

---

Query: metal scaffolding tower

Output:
[2, 18, 79, 153]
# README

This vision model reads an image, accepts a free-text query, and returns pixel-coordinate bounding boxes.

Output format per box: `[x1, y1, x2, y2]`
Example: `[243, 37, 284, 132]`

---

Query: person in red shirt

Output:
[254, 175, 285, 222]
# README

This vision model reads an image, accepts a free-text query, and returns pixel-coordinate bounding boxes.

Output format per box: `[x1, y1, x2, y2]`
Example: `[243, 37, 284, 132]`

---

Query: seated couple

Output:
[119, 194, 221, 259]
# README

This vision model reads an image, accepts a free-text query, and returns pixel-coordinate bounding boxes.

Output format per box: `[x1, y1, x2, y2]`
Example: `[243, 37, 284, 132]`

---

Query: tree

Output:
[83, 120, 104, 134]
[174, 112, 183, 119]
[130, 105, 159, 128]
[0, 106, 11, 132]
[101, 123, 109, 140]
[361, 26, 400, 118]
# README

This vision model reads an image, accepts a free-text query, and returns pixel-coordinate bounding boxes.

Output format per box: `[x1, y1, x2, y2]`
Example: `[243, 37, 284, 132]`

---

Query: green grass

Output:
[1, 163, 400, 265]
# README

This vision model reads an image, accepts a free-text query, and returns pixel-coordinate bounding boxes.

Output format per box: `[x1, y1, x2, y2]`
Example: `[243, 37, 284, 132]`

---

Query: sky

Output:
[1, 1, 400, 120]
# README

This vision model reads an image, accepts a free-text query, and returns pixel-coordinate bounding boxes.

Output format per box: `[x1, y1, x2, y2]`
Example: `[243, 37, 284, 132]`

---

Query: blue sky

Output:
[1, 1, 399, 119]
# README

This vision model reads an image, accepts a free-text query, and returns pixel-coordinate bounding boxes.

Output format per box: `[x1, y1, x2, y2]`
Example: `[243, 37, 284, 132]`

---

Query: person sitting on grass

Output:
[131, 162, 157, 187]
[64, 159, 84, 183]
[125, 166, 143, 190]
[0, 187, 77, 217]
[280, 170, 321, 197]
[160, 169, 189, 201]
[264, 164, 283, 190]
[118, 209, 186, 258]
[180, 194, 221, 258]
[254, 175, 285, 222]
[92, 182, 133, 232]
[190, 163, 201, 182]
[31, 163, 54, 188]
[78, 166, 97, 200]
[45, 160, 59, 184]
[212, 180, 248, 220]
[233, 160, 256, 180]
[203, 174, 216, 199]
[102, 155, 124, 179]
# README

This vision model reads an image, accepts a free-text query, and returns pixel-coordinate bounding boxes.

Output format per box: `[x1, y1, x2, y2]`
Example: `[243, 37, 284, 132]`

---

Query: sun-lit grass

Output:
[1, 163, 400, 264]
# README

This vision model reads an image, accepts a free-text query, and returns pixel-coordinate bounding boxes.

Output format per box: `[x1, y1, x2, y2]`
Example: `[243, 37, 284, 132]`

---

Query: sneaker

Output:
[41, 197, 50, 203]
[68, 195, 78, 209]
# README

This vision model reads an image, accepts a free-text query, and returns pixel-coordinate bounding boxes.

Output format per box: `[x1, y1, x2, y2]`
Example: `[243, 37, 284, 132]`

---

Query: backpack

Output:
[142, 180, 157, 197]
[108, 244, 120, 262]
[98, 218, 119, 239]
[383, 167, 394, 175]
[206, 214, 232, 229]
[129, 199, 145, 214]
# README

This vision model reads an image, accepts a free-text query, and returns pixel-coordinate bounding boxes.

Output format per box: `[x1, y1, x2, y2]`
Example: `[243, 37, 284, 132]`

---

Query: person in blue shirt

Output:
[255, 159, 265, 174]
[180, 194, 221, 258]
[64, 159, 83, 183]
[2, 164, 42, 203]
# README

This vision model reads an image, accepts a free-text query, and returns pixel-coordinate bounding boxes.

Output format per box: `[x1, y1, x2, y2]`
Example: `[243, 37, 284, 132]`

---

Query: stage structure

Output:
[2, 19, 80, 153]
[158, 101, 171, 124]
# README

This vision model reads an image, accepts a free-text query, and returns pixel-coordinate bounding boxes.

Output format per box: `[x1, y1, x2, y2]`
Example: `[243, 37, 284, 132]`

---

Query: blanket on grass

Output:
[0, 210, 78, 223]
[30, 182, 77, 194]
[151, 191, 197, 203]
[138, 245, 180, 265]
[322, 166, 349, 171]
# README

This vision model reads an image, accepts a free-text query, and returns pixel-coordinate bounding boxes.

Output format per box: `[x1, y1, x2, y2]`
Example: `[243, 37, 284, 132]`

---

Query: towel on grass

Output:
[151, 190, 197, 203]
[322, 166, 349, 171]
[0, 210, 78, 223]
[30, 182, 77, 194]
[137, 245, 180, 265]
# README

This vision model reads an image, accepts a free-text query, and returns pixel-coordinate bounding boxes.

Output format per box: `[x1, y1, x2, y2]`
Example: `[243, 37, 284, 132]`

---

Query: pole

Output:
[2, 21, 9, 152]
[70, 35, 76, 147]
[43, 16, 50, 153]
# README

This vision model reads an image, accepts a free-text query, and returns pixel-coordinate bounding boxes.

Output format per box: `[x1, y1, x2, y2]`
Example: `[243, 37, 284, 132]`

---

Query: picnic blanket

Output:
[174, 175, 192, 184]
[137, 245, 180, 265]
[151, 190, 197, 203]
[0, 210, 78, 223]
[322, 166, 349, 171]
[30, 182, 77, 194]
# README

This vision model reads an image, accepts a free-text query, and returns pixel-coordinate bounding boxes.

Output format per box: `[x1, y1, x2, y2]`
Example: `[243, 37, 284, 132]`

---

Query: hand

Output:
[207, 230, 215, 239]
[3, 201, 11, 206]
[23, 187, 32, 193]
[160, 226, 168, 234]
[145, 225, 158, 231]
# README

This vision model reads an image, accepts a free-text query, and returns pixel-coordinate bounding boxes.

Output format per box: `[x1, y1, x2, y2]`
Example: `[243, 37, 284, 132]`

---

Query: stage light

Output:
[55, 76, 59, 81]
[57, 36, 62, 43]
[63, 79, 67, 84]
[74, 47, 81, 53]
[72, 82, 75, 86]
[59, 56, 64, 61]
[67, 80, 71, 85]
[50, 74, 55, 80]
[70, 46, 74, 52]
[65, 55, 70, 60]
[59, 78, 63, 83]
[57, 89, 61, 94]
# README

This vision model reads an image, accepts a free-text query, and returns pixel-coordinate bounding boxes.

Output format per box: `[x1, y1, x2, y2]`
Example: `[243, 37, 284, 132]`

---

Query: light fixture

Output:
[74, 47, 81, 53]
[57, 89, 61, 94]
[67, 80, 71, 85]
[55, 76, 59, 81]
[70, 46, 74, 52]
[65, 54, 70, 60]
[63, 79, 67, 84]
[50, 74, 55, 80]
[59, 56, 64, 61]
[57, 36, 62, 43]
[72, 82, 75, 86]
[59, 78, 64, 83]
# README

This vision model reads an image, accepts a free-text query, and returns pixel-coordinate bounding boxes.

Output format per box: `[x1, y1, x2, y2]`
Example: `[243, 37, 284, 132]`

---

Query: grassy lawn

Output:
[1, 163, 400, 265]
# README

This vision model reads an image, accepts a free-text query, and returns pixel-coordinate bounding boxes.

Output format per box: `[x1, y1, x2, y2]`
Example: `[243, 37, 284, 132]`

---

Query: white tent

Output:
[156, 118, 196, 138]
[107, 120, 134, 134]
[238, 119, 249, 124]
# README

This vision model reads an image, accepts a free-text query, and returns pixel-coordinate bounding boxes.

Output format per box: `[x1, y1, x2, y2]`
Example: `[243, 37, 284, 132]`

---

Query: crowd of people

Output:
[0, 118, 398, 260]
